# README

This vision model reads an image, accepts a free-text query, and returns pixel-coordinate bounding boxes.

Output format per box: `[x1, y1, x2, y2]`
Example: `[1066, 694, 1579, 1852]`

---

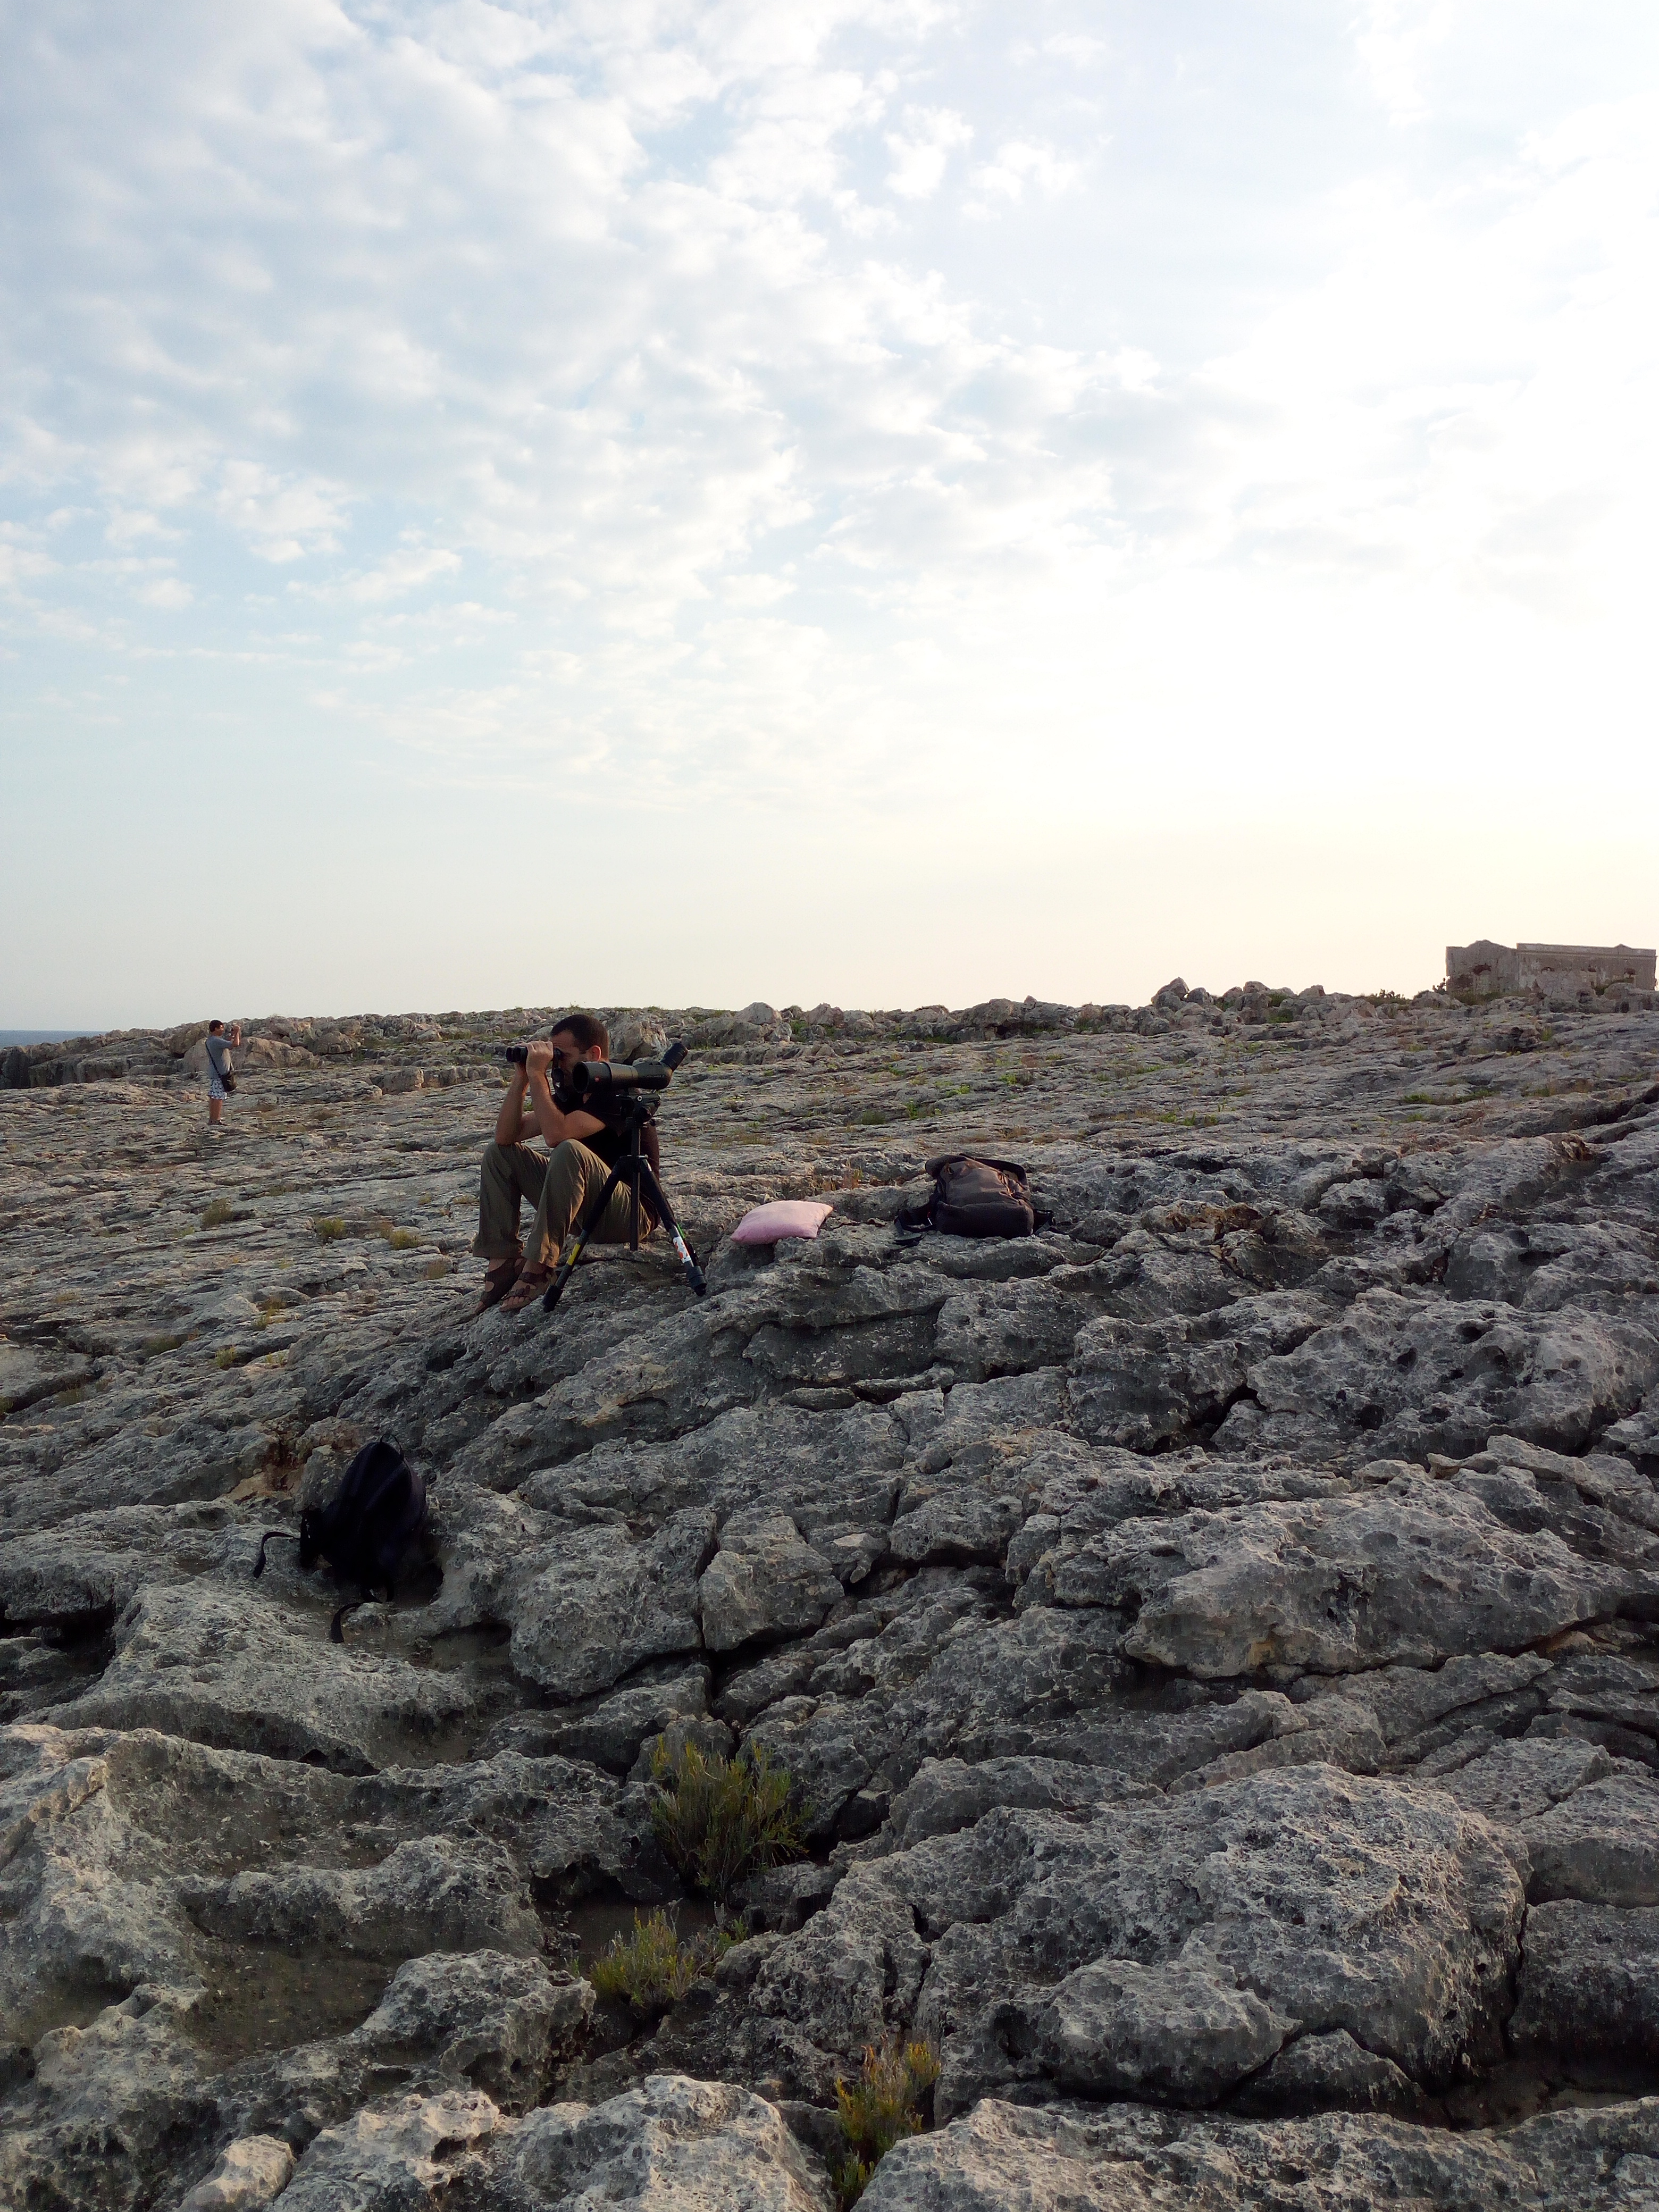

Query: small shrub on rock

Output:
[649, 1740, 809, 1901]
[313, 1217, 348, 1243]
[200, 1199, 234, 1228]
[586, 1909, 732, 2016]
[833, 2037, 941, 2207]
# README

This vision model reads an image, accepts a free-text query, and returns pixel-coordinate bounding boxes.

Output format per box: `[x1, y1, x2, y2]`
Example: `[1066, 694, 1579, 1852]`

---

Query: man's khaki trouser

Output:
[473, 1139, 652, 1269]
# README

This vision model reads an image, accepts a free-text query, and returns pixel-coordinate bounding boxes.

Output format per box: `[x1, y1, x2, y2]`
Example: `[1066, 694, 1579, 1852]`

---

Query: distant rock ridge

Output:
[0, 979, 1502, 1090]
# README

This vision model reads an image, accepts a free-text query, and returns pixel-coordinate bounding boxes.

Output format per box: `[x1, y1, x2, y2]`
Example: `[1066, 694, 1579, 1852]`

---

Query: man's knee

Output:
[545, 1138, 598, 1187]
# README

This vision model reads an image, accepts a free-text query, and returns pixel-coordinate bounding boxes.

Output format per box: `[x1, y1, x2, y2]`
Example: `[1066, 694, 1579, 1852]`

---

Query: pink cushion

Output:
[731, 1200, 833, 1245]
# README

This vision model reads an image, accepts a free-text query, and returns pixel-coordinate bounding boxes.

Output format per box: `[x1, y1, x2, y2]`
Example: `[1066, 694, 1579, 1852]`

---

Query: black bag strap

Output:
[330, 1580, 395, 1644]
[924, 1152, 1030, 1182]
[252, 1529, 298, 1578]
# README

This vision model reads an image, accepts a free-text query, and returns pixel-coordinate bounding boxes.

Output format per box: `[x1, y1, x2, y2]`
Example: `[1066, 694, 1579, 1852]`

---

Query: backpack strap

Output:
[252, 1529, 299, 1579]
[334, 1574, 403, 1646]
[893, 1195, 934, 1244]
[329, 1582, 396, 1646]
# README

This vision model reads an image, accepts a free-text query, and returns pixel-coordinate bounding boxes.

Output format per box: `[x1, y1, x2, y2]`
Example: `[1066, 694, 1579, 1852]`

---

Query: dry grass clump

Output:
[648, 1739, 809, 1901]
[586, 1909, 734, 2016]
[833, 2038, 941, 2207]
[313, 1217, 348, 1243]
[200, 1199, 234, 1228]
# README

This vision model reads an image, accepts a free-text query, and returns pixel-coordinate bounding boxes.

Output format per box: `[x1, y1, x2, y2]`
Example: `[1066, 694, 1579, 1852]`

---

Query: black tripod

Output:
[542, 1101, 707, 1312]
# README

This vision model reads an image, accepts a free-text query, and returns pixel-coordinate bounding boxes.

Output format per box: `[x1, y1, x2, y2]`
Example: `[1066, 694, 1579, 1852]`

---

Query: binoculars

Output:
[495, 1041, 688, 1096]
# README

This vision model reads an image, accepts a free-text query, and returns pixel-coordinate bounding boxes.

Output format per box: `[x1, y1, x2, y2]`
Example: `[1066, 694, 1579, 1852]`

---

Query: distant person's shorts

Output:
[208, 1073, 228, 1101]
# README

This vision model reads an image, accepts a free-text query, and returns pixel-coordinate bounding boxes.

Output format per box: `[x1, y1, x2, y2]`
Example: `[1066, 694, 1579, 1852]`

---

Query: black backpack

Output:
[896, 1155, 1043, 1241]
[253, 1437, 429, 1643]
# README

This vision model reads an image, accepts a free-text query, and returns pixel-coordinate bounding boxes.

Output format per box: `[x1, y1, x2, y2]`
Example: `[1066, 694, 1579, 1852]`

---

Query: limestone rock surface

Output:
[7, 985, 1659, 2205]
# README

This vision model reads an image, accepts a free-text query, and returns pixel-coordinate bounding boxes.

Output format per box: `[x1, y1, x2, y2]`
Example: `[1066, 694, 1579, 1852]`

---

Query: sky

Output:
[3, 0, 1657, 1027]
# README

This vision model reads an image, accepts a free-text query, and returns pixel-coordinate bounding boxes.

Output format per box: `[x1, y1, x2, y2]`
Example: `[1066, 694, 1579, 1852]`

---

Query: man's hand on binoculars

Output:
[524, 1039, 556, 1078]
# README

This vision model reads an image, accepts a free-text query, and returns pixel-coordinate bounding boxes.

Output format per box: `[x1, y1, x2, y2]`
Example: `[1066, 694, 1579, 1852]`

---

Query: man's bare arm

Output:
[524, 1041, 605, 1149]
[494, 1070, 531, 1146]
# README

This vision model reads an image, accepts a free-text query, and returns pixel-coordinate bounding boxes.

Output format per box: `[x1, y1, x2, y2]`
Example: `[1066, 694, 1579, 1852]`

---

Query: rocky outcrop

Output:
[858, 2096, 1659, 2209]
[5, 984, 1659, 2203]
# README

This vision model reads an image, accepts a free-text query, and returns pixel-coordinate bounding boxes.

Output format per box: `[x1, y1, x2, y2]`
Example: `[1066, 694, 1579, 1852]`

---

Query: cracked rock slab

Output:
[699, 1512, 843, 1654]
[507, 1509, 714, 1699]
[43, 1580, 478, 1773]
[746, 1763, 1522, 2112]
[857, 2095, 1659, 2211]
[1020, 1472, 1629, 1677]
[487, 2073, 833, 2210]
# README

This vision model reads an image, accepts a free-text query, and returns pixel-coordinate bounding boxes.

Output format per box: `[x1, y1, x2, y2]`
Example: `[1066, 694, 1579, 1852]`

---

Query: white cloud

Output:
[884, 105, 972, 198]
[1042, 33, 1106, 66]
[331, 543, 465, 604]
[0, 535, 56, 592]
[136, 575, 194, 609]
[213, 463, 348, 563]
[969, 138, 1083, 208]
[1353, 0, 1456, 125]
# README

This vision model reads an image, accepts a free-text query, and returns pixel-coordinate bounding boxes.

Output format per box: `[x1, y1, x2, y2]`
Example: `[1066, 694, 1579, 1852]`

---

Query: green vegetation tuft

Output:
[385, 1227, 421, 1250]
[200, 1198, 234, 1228]
[141, 1331, 188, 1359]
[833, 2037, 942, 2207]
[586, 1908, 735, 2015]
[649, 1739, 810, 1901]
[313, 1217, 348, 1243]
[214, 1346, 240, 1370]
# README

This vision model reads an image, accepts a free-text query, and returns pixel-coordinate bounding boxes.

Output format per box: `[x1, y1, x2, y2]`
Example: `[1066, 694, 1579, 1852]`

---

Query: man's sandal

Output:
[498, 1266, 552, 1314]
[474, 1255, 525, 1314]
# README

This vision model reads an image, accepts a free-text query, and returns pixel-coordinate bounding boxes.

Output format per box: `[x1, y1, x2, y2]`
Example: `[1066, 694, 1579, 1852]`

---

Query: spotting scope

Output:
[566, 1040, 688, 1102]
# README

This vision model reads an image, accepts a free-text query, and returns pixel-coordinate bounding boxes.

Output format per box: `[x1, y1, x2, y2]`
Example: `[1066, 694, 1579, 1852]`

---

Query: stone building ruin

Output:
[1446, 938, 1656, 1002]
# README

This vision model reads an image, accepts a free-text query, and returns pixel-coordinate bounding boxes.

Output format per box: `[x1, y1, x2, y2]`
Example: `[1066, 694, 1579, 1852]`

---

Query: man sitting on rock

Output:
[473, 1011, 659, 1314]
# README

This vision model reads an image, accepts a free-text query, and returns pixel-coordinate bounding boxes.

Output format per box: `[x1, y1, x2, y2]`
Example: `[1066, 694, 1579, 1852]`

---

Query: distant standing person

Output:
[205, 1020, 241, 1130]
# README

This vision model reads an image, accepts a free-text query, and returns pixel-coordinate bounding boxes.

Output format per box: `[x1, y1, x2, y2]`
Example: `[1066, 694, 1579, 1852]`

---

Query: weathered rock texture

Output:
[6, 979, 1659, 2204]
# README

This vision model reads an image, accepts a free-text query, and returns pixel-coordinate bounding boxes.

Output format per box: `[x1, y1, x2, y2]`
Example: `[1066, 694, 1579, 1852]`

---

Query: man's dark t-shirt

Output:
[567, 1086, 661, 1220]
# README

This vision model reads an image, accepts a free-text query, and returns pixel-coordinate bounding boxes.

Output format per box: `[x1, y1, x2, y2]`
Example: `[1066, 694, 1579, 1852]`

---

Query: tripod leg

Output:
[635, 1162, 707, 1297]
[540, 1161, 629, 1313]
